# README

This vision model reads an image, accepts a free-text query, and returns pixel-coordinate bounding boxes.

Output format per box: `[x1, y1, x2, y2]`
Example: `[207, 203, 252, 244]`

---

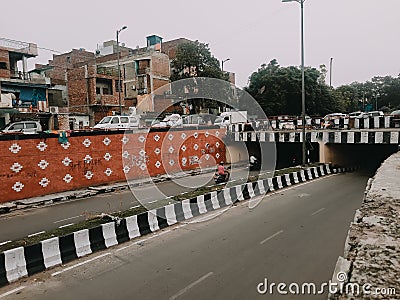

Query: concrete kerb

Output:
[0, 163, 351, 287]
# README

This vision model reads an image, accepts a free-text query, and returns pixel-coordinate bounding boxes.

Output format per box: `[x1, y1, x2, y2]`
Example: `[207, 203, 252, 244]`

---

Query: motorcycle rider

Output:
[249, 155, 260, 170]
[215, 161, 228, 182]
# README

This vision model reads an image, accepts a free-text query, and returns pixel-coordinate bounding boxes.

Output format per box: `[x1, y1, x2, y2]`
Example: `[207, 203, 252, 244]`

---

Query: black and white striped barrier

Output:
[228, 116, 397, 132]
[235, 131, 400, 144]
[0, 164, 352, 287]
[353, 116, 392, 129]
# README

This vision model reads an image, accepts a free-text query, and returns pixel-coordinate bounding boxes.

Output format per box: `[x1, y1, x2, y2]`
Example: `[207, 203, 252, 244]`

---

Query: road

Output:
[0, 166, 253, 243]
[0, 172, 370, 299]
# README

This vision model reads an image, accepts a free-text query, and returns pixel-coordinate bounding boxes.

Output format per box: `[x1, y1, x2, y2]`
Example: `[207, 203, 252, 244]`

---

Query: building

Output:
[43, 36, 171, 125]
[0, 38, 51, 129]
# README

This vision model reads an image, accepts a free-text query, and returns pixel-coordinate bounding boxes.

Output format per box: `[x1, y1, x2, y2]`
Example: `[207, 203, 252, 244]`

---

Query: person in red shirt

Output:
[215, 161, 229, 183]
[217, 161, 225, 175]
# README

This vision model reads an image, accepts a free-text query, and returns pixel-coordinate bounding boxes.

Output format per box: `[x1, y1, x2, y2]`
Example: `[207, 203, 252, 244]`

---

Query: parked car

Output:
[93, 115, 140, 129]
[279, 121, 296, 130]
[390, 110, 400, 128]
[182, 114, 207, 126]
[357, 111, 384, 118]
[151, 114, 182, 128]
[322, 113, 348, 129]
[1, 121, 42, 134]
[214, 111, 248, 127]
[349, 111, 363, 118]
[390, 110, 400, 116]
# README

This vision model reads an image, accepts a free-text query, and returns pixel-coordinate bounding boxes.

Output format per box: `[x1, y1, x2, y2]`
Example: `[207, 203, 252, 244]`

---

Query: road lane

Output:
[1, 172, 369, 299]
[0, 166, 253, 243]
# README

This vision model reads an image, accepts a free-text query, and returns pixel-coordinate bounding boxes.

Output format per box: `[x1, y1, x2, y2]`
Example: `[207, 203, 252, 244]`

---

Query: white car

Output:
[151, 114, 182, 128]
[93, 115, 140, 129]
[1, 121, 42, 134]
[349, 111, 363, 118]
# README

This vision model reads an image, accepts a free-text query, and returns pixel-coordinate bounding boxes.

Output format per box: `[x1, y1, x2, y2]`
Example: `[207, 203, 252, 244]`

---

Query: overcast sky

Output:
[1, 0, 399, 88]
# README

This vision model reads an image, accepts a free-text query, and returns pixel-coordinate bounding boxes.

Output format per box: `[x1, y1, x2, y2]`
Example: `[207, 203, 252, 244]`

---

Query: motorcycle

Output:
[249, 156, 260, 171]
[214, 171, 230, 184]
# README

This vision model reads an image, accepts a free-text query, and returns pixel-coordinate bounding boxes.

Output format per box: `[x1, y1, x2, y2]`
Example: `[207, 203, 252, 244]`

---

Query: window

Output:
[111, 117, 119, 124]
[10, 124, 24, 130]
[103, 87, 109, 95]
[96, 87, 101, 95]
[99, 117, 112, 124]
[120, 117, 129, 123]
[0, 62, 7, 69]
[25, 123, 37, 129]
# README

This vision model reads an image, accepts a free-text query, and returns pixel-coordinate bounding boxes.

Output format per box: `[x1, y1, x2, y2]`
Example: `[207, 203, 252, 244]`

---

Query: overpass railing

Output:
[228, 115, 400, 133]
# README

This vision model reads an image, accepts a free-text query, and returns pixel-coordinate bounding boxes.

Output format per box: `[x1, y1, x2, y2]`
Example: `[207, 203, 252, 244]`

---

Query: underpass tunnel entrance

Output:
[275, 142, 320, 169]
[320, 143, 399, 171]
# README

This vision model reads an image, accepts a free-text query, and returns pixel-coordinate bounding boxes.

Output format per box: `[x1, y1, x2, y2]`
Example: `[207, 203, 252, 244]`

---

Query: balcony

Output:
[0, 38, 38, 57]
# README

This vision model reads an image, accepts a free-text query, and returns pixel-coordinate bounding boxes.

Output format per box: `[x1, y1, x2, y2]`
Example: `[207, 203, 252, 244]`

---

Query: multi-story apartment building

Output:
[0, 38, 51, 129]
[43, 36, 172, 126]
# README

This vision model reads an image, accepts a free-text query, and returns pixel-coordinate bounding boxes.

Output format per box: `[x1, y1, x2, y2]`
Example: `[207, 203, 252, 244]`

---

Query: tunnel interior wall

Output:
[320, 143, 399, 169]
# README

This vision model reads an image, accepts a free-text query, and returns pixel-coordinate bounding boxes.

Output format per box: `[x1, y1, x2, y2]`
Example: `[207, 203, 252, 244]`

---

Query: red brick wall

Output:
[1, 128, 226, 203]
[0, 49, 10, 78]
[151, 54, 170, 78]
[67, 66, 88, 114]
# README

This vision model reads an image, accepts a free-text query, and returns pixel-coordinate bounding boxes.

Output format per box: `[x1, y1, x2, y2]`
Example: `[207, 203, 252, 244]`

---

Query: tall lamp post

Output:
[116, 25, 127, 115]
[221, 58, 230, 112]
[221, 58, 230, 73]
[282, 0, 306, 166]
[329, 57, 333, 88]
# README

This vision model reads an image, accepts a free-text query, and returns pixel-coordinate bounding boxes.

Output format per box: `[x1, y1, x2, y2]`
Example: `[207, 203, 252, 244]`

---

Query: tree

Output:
[170, 41, 225, 81]
[245, 59, 340, 116]
[170, 41, 231, 113]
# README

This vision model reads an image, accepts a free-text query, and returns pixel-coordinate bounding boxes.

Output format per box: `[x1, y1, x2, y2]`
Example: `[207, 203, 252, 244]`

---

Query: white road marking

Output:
[0, 241, 11, 246]
[58, 223, 74, 229]
[311, 208, 326, 216]
[54, 215, 81, 224]
[28, 231, 45, 238]
[0, 286, 26, 298]
[260, 230, 284, 245]
[51, 253, 111, 276]
[169, 272, 214, 300]
[148, 200, 158, 204]
[130, 205, 141, 209]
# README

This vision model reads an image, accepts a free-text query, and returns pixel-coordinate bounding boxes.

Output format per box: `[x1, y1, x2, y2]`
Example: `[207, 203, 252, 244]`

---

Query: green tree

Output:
[170, 41, 225, 81]
[245, 59, 340, 116]
[170, 41, 231, 113]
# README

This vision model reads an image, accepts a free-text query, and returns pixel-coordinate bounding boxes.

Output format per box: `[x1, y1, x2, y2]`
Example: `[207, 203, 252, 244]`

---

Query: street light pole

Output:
[329, 57, 333, 88]
[221, 58, 230, 73]
[116, 26, 127, 115]
[283, 0, 306, 166]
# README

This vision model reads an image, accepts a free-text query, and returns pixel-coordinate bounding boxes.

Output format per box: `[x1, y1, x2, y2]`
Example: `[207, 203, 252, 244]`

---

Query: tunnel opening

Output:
[275, 142, 320, 169]
[321, 143, 399, 172]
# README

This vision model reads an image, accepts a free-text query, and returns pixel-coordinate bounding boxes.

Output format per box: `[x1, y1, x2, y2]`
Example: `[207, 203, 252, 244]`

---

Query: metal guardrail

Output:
[228, 116, 400, 132]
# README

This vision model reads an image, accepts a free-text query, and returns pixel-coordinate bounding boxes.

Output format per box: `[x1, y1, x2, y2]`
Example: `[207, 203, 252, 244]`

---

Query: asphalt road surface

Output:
[0, 166, 253, 243]
[0, 171, 370, 299]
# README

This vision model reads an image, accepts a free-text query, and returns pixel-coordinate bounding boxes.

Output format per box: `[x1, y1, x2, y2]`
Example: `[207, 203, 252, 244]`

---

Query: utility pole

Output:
[116, 26, 127, 115]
